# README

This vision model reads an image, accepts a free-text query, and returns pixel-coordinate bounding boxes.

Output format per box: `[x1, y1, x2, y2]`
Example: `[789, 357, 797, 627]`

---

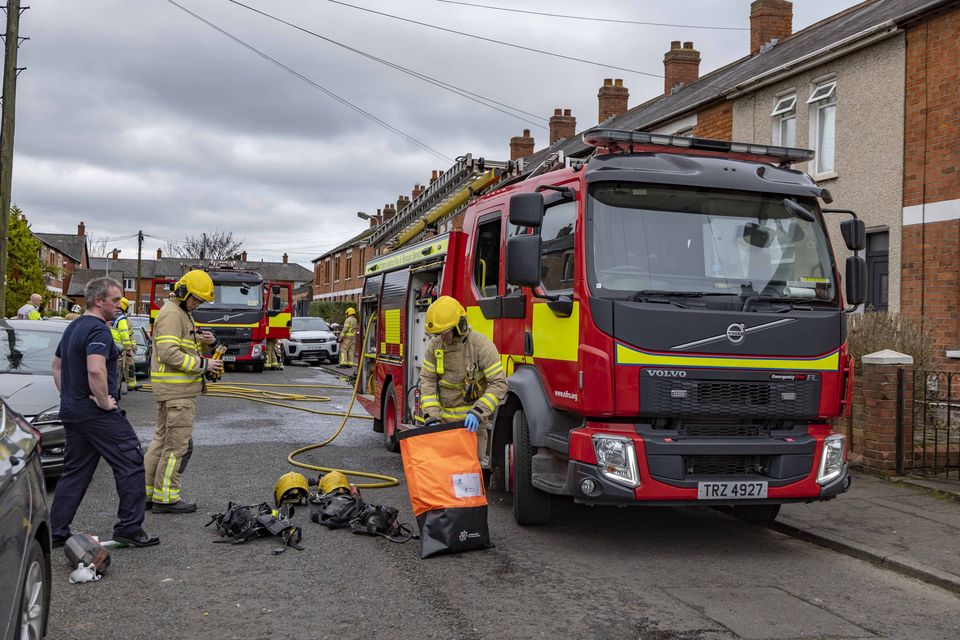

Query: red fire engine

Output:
[150, 266, 292, 372]
[355, 129, 864, 525]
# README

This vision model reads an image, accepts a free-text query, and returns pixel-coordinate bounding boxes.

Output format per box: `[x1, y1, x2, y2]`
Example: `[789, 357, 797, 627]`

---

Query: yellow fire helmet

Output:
[274, 472, 309, 506]
[318, 470, 351, 495]
[119, 297, 130, 313]
[174, 270, 215, 303]
[425, 296, 467, 335]
[345, 307, 356, 316]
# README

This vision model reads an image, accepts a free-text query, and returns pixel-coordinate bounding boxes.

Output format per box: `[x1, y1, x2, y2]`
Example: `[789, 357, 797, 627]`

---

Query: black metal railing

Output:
[897, 369, 960, 478]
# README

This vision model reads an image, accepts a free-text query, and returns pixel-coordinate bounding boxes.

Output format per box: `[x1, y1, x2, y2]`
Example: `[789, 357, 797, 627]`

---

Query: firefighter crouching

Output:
[144, 270, 224, 514]
[418, 296, 507, 458]
[338, 307, 358, 367]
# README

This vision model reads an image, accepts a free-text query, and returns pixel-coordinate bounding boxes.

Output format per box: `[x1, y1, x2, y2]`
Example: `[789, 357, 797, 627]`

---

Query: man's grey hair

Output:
[84, 277, 122, 309]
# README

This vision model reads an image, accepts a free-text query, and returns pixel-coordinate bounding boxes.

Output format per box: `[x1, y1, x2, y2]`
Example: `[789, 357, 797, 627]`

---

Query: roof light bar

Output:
[582, 127, 815, 165]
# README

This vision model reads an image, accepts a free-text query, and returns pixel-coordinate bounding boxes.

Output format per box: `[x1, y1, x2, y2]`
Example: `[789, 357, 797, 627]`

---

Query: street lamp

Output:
[356, 211, 376, 221]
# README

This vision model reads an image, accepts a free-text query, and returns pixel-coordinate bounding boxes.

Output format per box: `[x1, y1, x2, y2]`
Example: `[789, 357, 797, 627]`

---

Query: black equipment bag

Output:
[206, 502, 303, 554]
[309, 490, 365, 529]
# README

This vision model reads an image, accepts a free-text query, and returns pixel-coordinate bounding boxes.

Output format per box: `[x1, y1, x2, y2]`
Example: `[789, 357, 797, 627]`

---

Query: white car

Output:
[282, 317, 339, 365]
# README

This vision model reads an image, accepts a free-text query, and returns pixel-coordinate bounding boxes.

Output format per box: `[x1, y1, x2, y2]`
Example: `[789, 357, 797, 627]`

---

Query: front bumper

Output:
[547, 423, 850, 507]
[286, 342, 338, 359]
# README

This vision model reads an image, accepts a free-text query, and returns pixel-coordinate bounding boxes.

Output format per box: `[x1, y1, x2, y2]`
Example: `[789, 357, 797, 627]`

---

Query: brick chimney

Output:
[510, 129, 535, 160]
[383, 204, 396, 222]
[750, 0, 792, 55]
[430, 170, 440, 185]
[241, 251, 247, 261]
[598, 79, 629, 123]
[156, 248, 162, 259]
[412, 184, 425, 200]
[282, 253, 288, 264]
[663, 41, 700, 94]
[396, 195, 410, 215]
[549, 108, 576, 145]
[111, 248, 120, 260]
[77, 221, 85, 236]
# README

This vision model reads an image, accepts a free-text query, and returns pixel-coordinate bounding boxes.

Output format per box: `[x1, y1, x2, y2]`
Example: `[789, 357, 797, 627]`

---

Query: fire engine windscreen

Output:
[206, 282, 264, 309]
[587, 183, 836, 305]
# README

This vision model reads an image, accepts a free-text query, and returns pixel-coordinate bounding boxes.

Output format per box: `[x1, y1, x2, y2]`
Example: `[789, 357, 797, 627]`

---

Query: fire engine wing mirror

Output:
[509, 193, 544, 228]
[839, 218, 866, 252]
[845, 255, 867, 309]
[272, 285, 281, 295]
[506, 235, 543, 288]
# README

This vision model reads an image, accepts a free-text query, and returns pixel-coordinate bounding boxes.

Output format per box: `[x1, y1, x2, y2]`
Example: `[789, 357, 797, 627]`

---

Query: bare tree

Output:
[86, 232, 109, 257]
[169, 230, 244, 261]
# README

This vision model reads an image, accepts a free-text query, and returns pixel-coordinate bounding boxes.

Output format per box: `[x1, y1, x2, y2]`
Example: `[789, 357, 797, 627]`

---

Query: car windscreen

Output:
[292, 317, 330, 332]
[1, 326, 62, 374]
[587, 182, 836, 303]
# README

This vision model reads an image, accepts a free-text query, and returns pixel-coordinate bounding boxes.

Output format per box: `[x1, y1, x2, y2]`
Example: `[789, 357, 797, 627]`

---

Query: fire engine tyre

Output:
[511, 409, 551, 526]
[252, 362, 264, 373]
[17, 538, 50, 640]
[383, 382, 400, 453]
[732, 504, 781, 524]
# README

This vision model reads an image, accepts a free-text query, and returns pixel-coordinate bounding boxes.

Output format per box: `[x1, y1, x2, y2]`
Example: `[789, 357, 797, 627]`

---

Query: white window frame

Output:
[123, 278, 135, 291]
[808, 79, 837, 179]
[771, 92, 797, 148]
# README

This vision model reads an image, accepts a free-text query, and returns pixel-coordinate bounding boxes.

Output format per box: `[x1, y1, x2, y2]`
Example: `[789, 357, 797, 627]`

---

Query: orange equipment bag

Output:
[399, 421, 492, 558]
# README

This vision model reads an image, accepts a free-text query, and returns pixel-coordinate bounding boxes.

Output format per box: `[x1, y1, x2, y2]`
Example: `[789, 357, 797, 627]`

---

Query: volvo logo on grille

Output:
[645, 369, 687, 378]
[726, 323, 746, 345]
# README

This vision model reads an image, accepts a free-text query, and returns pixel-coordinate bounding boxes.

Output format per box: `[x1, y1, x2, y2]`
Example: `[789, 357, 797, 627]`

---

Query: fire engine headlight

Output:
[252, 343, 264, 357]
[592, 435, 640, 488]
[817, 434, 845, 485]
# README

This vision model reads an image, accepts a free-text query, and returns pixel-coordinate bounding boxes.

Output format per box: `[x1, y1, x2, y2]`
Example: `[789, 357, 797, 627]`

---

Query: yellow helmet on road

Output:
[318, 470, 351, 495]
[274, 472, 309, 506]
[425, 296, 467, 335]
[174, 270, 215, 303]
[345, 307, 356, 316]
[119, 297, 130, 312]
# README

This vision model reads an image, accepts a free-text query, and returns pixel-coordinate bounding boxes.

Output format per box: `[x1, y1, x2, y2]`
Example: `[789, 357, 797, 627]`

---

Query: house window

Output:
[472, 214, 502, 298]
[865, 231, 888, 311]
[123, 278, 135, 291]
[771, 93, 796, 147]
[808, 80, 836, 176]
[346, 253, 353, 281]
[334, 257, 341, 282]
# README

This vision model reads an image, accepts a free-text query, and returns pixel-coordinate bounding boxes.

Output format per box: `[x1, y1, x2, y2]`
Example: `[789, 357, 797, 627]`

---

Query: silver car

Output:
[0, 320, 67, 485]
[1, 398, 52, 640]
[282, 317, 339, 365]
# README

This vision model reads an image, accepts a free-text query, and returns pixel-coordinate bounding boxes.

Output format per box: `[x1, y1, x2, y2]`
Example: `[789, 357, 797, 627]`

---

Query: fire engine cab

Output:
[356, 128, 865, 525]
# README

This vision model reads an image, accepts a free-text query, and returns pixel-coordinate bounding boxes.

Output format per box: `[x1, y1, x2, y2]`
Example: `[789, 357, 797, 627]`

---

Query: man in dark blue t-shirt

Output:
[49, 277, 159, 548]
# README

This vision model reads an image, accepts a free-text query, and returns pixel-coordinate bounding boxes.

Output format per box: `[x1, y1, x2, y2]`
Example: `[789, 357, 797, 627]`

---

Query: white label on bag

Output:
[452, 472, 482, 498]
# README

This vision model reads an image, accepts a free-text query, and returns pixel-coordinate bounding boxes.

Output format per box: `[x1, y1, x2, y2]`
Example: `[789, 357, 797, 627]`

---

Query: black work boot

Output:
[151, 500, 197, 514]
[112, 528, 160, 547]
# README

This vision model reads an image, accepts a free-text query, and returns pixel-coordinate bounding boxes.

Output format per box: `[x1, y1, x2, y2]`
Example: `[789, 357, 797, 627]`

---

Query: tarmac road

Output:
[46, 365, 960, 640]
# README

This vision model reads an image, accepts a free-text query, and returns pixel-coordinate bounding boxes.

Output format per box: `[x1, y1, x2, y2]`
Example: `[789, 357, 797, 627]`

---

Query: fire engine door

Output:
[265, 282, 292, 340]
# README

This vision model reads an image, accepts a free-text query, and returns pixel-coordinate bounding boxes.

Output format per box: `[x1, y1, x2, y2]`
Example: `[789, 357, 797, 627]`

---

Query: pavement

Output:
[772, 469, 960, 594]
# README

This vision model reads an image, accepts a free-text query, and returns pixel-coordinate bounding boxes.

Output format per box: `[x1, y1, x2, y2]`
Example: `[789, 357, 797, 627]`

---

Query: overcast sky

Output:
[13, 0, 863, 267]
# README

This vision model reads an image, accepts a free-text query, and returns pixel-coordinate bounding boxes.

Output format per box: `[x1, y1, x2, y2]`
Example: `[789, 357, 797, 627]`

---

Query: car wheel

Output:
[732, 504, 781, 524]
[252, 362, 264, 373]
[327, 356, 338, 365]
[18, 538, 50, 640]
[383, 382, 400, 453]
[511, 408, 551, 526]
[283, 356, 292, 365]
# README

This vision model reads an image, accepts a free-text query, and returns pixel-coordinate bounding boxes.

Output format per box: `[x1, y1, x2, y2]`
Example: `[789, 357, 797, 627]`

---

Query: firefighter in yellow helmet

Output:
[419, 296, 507, 460]
[143, 270, 223, 514]
[338, 307, 358, 367]
[111, 297, 140, 393]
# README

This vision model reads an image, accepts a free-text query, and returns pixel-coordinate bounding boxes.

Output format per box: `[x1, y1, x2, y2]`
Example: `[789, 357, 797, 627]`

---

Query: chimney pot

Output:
[750, 0, 792, 55]
[604, 78, 613, 86]
[598, 78, 630, 123]
[663, 40, 701, 94]
[554, 108, 562, 116]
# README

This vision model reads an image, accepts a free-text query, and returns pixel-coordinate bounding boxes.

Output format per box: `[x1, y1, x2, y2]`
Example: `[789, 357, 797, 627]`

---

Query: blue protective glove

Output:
[464, 412, 480, 432]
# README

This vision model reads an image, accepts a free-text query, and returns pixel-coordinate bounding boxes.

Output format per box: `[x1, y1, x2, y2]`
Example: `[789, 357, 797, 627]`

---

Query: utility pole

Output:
[136, 229, 143, 314]
[200, 232, 206, 264]
[0, 0, 23, 315]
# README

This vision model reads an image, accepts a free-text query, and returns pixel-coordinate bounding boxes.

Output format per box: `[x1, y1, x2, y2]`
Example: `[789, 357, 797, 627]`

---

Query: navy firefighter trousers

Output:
[50, 408, 147, 539]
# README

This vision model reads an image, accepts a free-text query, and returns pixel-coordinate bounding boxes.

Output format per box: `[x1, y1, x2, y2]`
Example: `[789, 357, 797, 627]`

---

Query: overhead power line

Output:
[226, 0, 547, 128]
[327, 0, 664, 78]
[435, 0, 749, 31]
[161, 0, 454, 163]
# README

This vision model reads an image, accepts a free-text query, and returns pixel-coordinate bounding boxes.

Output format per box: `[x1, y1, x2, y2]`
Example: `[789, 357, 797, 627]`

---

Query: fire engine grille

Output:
[641, 378, 819, 419]
[299, 338, 332, 344]
[680, 422, 765, 438]
[207, 327, 252, 342]
[685, 455, 770, 476]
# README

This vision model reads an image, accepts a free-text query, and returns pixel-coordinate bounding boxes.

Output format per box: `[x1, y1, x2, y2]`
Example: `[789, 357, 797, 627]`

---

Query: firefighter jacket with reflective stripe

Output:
[340, 315, 358, 341]
[151, 299, 210, 401]
[419, 329, 506, 425]
[112, 314, 136, 351]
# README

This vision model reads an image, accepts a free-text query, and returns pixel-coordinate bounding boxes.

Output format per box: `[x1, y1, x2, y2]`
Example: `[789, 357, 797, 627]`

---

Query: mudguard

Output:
[506, 366, 582, 448]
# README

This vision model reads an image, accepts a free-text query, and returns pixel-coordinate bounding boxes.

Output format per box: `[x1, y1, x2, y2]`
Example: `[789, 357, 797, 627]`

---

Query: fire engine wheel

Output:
[383, 382, 400, 453]
[511, 409, 551, 526]
[732, 504, 781, 524]
[252, 362, 264, 373]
